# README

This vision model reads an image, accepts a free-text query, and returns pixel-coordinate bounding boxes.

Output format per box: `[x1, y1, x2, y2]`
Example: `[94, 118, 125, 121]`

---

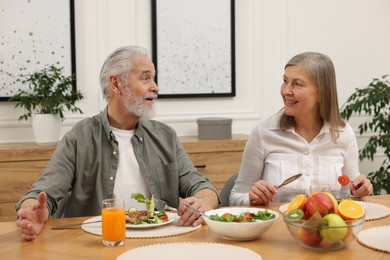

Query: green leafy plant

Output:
[340, 75, 390, 194]
[10, 65, 84, 121]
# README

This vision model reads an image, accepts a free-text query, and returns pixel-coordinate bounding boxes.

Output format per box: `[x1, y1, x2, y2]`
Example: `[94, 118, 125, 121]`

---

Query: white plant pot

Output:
[32, 114, 62, 146]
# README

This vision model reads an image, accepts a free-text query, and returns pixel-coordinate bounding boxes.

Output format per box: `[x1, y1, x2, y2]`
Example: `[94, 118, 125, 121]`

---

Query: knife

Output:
[52, 220, 101, 230]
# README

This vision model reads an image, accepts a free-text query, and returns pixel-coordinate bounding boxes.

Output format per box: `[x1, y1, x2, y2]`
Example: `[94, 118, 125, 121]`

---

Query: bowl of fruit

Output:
[283, 192, 365, 251]
[203, 207, 278, 241]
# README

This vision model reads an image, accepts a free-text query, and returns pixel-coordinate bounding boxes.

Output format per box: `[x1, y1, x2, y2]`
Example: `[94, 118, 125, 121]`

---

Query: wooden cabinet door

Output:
[189, 151, 242, 193]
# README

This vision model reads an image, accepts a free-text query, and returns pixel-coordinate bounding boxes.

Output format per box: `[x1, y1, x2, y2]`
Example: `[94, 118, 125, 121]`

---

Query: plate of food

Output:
[125, 193, 176, 229]
[125, 210, 176, 229]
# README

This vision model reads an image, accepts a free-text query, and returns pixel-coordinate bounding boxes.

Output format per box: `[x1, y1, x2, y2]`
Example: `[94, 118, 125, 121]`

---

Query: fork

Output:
[183, 202, 210, 219]
[154, 199, 177, 212]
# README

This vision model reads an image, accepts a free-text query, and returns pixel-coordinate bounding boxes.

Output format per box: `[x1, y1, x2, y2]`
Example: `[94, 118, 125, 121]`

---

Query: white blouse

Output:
[230, 110, 359, 206]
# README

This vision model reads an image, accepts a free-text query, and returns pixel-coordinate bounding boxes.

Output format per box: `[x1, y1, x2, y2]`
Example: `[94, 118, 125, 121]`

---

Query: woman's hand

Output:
[249, 180, 278, 206]
[350, 175, 373, 196]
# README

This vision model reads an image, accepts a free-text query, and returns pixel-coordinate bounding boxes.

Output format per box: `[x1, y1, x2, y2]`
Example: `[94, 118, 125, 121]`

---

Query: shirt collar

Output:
[102, 106, 146, 143]
[101, 107, 114, 141]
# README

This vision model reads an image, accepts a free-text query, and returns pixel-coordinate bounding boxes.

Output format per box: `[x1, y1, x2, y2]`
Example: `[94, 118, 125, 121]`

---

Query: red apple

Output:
[305, 192, 335, 218]
[323, 192, 338, 214]
[297, 227, 323, 246]
[296, 211, 323, 246]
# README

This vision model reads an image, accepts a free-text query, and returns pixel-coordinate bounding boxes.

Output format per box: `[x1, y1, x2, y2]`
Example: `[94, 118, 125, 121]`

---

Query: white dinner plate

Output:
[279, 203, 288, 213]
[125, 212, 176, 229]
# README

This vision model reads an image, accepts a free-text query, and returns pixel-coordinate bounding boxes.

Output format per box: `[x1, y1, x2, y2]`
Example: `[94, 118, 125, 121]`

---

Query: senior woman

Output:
[230, 52, 373, 206]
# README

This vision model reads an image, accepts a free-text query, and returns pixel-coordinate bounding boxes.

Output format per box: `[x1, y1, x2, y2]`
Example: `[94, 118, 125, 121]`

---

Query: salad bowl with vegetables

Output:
[203, 207, 278, 241]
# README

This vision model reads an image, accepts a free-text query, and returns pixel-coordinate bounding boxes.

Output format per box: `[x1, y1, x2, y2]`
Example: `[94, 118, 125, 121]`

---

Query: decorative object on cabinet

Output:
[10, 65, 84, 145]
[197, 117, 232, 140]
[151, 0, 235, 98]
[340, 75, 390, 195]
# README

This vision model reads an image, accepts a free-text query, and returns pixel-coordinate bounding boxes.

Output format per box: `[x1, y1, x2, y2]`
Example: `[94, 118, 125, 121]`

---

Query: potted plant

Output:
[340, 75, 390, 194]
[10, 65, 84, 145]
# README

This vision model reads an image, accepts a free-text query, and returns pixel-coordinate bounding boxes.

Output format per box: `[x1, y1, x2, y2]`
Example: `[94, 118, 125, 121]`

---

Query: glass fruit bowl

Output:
[283, 212, 365, 251]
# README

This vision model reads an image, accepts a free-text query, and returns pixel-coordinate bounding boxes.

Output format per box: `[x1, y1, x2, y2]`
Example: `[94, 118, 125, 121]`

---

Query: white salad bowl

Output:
[203, 207, 279, 241]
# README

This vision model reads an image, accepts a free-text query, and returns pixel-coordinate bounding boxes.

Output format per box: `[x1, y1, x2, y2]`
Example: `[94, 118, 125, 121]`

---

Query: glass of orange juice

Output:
[102, 199, 126, 246]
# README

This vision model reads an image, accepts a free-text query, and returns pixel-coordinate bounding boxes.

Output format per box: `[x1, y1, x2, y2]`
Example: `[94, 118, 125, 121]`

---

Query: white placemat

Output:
[357, 226, 390, 253]
[356, 201, 390, 221]
[116, 242, 262, 260]
[81, 214, 201, 239]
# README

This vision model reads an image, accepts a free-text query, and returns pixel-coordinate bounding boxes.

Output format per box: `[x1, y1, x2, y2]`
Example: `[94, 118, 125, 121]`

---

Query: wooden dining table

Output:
[1, 195, 389, 260]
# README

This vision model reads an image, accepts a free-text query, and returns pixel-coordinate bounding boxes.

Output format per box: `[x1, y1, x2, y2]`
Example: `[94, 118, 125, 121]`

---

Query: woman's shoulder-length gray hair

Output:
[279, 52, 345, 143]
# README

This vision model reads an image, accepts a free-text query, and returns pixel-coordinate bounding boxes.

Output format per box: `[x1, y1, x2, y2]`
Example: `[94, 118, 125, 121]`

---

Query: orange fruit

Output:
[338, 200, 365, 220]
[286, 194, 307, 214]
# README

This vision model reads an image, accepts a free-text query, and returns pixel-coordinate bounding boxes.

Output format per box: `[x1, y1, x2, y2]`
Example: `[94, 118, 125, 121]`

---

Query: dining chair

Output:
[219, 173, 238, 207]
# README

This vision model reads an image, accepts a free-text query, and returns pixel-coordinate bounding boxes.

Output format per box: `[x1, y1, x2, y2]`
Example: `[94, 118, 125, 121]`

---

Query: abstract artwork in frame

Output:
[152, 0, 235, 98]
[0, 0, 76, 101]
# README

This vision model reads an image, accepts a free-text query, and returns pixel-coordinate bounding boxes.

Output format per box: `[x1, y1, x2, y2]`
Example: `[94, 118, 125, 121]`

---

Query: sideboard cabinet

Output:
[0, 134, 247, 221]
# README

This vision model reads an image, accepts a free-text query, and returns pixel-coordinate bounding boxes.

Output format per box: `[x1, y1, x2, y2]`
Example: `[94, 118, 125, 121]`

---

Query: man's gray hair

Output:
[99, 45, 149, 101]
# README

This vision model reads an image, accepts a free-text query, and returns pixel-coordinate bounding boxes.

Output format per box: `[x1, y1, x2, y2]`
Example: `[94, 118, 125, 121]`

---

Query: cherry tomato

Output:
[159, 213, 169, 222]
[338, 175, 350, 186]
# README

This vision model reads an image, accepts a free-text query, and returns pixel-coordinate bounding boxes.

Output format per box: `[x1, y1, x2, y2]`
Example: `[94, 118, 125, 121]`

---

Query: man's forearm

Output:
[195, 189, 220, 209]
[19, 199, 39, 209]
[17, 198, 50, 222]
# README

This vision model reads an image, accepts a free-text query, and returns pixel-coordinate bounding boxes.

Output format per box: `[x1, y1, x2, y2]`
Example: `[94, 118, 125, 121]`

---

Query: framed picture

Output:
[0, 0, 76, 101]
[151, 0, 235, 98]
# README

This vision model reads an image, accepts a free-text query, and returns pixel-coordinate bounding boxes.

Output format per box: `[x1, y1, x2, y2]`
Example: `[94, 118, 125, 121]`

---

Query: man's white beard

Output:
[123, 90, 156, 119]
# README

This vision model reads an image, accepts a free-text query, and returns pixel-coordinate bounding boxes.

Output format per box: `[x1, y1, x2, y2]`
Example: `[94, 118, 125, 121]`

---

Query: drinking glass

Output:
[101, 199, 126, 246]
[309, 184, 331, 194]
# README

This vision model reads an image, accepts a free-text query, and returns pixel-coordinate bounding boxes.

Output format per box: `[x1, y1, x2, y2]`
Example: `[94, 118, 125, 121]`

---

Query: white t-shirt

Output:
[230, 110, 359, 206]
[111, 127, 151, 210]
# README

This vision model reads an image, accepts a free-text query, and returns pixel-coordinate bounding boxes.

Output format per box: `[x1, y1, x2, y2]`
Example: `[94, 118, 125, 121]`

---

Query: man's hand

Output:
[16, 192, 50, 241]
[177, 189, 219, 227]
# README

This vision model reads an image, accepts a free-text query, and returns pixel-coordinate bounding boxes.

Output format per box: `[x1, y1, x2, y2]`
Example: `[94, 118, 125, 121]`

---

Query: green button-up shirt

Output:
[16, 107, 217, 217]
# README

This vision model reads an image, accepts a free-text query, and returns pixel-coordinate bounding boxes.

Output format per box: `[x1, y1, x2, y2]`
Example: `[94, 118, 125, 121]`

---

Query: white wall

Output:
[0, 0, 389, 174]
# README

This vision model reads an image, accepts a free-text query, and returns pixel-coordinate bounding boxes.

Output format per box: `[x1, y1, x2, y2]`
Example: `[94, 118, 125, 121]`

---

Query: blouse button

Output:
[113, 151, 117, 155]
[109, 176, 114, 181]
[304, 150, 310, 155]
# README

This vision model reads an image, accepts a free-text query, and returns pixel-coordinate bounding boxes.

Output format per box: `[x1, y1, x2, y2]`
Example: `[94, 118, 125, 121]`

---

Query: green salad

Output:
[128, 193, 169, 225]
[127, 209, 169, 225]
[210, 210, 276, 222]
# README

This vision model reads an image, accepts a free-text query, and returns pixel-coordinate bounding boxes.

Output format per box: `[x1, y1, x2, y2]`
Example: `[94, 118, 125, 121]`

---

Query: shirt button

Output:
[305, 172, 310, 176]
[113, 151, 117, 155]
[109, 176, 114, 181]
[304, 150, 310, 155]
